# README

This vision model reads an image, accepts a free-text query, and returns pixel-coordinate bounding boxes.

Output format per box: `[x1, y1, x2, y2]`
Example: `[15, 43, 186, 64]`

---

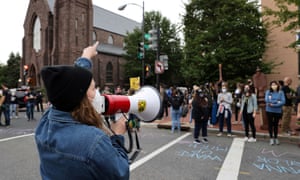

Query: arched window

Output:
[106, 62, 113, 83]
[108, 35, 113, 44]
[33, 17, 41, 52]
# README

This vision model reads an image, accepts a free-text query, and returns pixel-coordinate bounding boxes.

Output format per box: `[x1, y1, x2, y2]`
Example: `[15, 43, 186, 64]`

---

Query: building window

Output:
[82, 13, 85, 22]
[106, 62, 113, 83]
[108, 35, 113, 44]
[75, 18, 78, 31]
[93, 31, 97, 43]
[33, 16, 41, 52]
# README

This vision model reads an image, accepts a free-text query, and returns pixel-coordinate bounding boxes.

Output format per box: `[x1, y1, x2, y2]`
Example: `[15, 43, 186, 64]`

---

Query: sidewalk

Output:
[154, 109, 300, 143]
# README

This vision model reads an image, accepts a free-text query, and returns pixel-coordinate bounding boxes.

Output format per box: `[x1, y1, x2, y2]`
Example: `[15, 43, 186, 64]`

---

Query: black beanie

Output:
[41, 65, 93, 112]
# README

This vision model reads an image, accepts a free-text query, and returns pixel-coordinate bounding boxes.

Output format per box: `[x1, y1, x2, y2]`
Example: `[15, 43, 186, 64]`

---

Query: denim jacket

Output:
[264, 90, 285, 114]
[240, 94, 258, 114]
[35, 108, 129, 180]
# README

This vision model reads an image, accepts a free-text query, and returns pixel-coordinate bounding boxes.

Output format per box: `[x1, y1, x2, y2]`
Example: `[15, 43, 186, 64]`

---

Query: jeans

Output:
[218, 110, 232, 134]
[267, 112, 281, 138]
[194, 119, 208, 139]
[2, 104, 10, 126]
[243, 112, 256, 138]
[10, 104, 17, 118]
[26, 102, 35, 120]
[211, 101, 217, 125]
[171, 107, 182, 132]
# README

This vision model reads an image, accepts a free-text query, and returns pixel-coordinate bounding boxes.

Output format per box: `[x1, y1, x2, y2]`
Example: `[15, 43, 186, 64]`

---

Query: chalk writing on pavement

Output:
[176, 143, 228, 162]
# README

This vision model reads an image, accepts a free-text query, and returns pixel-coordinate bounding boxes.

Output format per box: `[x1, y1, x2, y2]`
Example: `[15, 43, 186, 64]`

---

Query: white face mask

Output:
[92, 90, 103, 114]
[222, 88, 227, 93]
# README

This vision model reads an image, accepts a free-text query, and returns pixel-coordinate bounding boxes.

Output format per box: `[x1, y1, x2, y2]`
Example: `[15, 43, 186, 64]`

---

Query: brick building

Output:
[262, 0, 298, 90]
[22, 0, 139, 90]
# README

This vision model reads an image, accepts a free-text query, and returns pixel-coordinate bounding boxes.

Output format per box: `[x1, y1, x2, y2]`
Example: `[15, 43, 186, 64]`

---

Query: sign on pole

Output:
[130, 77, 140, 90]
[155, 60, 164, 74]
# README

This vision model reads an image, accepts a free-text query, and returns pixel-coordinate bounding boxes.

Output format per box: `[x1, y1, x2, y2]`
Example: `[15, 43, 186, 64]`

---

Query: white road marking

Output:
[0, 133, 34, 142]
[130, 132, 191, 171]
[216, 138, 245, 180]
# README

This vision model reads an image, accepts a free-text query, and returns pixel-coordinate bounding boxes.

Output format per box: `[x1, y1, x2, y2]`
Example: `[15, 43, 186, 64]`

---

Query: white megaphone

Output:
[100, 86, 161, 122]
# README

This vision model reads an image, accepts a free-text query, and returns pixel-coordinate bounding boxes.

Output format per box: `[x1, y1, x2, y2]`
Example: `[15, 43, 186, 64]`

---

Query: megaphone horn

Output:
[102, 86, 161, 122]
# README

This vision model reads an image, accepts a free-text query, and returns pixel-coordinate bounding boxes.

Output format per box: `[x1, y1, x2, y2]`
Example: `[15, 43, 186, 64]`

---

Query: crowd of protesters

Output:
[159, 76, 300, 147]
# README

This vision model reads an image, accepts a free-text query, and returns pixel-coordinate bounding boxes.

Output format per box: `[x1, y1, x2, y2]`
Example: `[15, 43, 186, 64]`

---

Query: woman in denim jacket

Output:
[35, 43, 129, 180]
[239, 84, 258, 143]
[265, 80, 285, 145]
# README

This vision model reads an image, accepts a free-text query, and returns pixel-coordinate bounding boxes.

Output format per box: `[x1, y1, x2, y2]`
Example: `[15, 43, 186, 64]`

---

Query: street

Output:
[0, 111, 299, 180]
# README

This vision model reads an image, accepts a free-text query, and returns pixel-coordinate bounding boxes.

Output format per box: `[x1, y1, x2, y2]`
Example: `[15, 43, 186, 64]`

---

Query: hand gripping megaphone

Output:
[100, 86, 161, 122]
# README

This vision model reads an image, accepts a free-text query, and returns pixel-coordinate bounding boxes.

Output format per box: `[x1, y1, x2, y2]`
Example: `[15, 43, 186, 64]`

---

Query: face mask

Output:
[244, 88, 249, 93]
[271, 85, 277, 91]
[92, 90, 103, 114]
[199, 93, 204, 97]
[222, 88, 227, 93]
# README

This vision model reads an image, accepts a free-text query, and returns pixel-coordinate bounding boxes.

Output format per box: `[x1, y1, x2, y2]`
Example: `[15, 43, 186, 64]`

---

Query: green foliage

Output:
[123, 11, 184, 86]
[182, 0, 271, 85]
[0, 52, 21, 88]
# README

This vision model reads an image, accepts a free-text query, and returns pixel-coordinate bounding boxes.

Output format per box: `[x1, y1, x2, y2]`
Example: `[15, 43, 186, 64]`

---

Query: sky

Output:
[0, 0, 188, 64]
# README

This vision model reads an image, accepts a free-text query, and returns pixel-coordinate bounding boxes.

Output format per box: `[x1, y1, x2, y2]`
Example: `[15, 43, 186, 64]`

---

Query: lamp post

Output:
[119, 1, 145, 86]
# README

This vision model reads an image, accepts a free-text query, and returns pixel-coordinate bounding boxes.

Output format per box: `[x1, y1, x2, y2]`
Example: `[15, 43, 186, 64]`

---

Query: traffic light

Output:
[145, 64, 151, 78]
[144, 27, 159, 51]
[137, 42, 144, 59]
[23, 65, 29, 76]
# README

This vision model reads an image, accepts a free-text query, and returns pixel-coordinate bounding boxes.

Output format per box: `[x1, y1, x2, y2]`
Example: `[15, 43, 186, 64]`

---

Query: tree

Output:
[0, 52, 21, 88]
[264, 0, 299, 48]
[182, 0, 271, 85]
[123, 11, 183, 86]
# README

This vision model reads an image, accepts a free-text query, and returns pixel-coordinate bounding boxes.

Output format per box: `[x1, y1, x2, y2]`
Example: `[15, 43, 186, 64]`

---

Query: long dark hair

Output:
[194, 90, 208, 108]
[269, 80, 280, 92]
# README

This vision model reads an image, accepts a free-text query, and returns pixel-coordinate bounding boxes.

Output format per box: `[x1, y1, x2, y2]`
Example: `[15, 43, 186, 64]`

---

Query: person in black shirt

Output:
[169, 88, 184, 133]
[25, 88, 36, 121]
[0, 84, 11, 127]
[281, 77, 294, 136]
[36, 90, 44, 113]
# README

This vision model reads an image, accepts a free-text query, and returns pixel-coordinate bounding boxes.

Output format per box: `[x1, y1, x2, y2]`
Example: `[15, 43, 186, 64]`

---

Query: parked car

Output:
[11, 87, 29, 109]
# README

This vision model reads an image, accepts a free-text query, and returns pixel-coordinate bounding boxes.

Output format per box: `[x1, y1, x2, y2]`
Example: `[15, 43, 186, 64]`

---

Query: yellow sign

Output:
[130, 77, 140, 90]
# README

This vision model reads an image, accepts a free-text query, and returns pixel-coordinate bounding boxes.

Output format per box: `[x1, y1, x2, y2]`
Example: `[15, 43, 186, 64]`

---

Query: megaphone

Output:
[99, 86, 161, 122]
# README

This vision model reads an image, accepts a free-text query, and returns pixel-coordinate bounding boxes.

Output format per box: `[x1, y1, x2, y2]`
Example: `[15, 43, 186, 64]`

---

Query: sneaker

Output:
[193, 139, 202, 144]
[217, 132, 223, 137]
[203, 138, 208, 143]
[270, 139, 274, 145]
[243, 137, 249, 141]
[248, 137, 256, 143]
[275, 138, 280, 145]
[227, 133, 232, 137]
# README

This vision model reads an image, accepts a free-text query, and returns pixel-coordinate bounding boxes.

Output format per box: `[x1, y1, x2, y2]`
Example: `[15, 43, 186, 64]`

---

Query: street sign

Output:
[155, 60, 164, 74]
[159, 55, 168, 70]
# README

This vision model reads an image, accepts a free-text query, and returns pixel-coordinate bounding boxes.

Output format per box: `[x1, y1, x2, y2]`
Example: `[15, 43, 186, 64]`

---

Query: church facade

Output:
[22, 0, 139, 89]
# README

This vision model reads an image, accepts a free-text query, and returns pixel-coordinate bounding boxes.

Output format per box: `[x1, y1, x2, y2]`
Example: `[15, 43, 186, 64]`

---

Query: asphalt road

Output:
[0, 112, 299, 180]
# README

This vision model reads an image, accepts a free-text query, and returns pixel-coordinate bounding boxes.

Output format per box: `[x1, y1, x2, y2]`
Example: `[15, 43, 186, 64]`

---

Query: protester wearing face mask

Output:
[192, 88, 210, 144]
[265, 80, 285, 145]
[216, 82, 233, 137]
[35, 65, 129, 179]
[239, 84, 258, 142]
